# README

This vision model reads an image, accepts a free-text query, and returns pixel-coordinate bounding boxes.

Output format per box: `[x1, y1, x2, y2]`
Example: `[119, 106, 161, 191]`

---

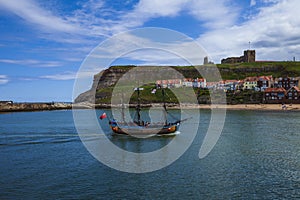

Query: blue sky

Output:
[0, 0, 299, 102]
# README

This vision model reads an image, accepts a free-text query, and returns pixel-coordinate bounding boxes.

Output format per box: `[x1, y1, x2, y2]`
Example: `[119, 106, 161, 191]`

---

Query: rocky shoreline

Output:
[0, 102, 72, 112]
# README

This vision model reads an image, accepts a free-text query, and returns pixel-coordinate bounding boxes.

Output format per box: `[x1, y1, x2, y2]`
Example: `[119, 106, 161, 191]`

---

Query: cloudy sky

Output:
[0, 0, 299, 102]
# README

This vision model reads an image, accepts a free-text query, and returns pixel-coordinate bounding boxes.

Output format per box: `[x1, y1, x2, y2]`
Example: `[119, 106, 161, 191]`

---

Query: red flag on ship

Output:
[99, 113, 107, 120]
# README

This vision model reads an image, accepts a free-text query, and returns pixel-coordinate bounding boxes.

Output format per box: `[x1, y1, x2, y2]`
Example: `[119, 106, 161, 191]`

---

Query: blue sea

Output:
[0, 109, 299, 199]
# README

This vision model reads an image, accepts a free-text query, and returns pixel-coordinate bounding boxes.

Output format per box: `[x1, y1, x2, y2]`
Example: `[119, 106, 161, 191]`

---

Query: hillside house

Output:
[156, 79, 182, 88]
[286, 86, 300, 102]
[243, 77, 258, 90]
[235, 81, 244, 90]
[264, 87, 286, 103]
[193, 78, 207, 88]
[223, 80, 240, 91]
[275, 77, 299, 90]
[156, 80, 168, 88]
[156, 80, 164, 88]
[257, 76, 273, 91]
[206, 82, 219, 89]
[164, 79, 181, 88]
[182, 78, 193, 87]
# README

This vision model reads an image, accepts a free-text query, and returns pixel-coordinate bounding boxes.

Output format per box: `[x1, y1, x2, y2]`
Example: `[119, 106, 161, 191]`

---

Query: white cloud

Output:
[1, 0, 299, 65]
[0, 0, 80, 33]
[187, 0, 239, 28]
[115, 0, 238, 31]
[131, 0, 186, 17]
[40, 72, 77, 81]
[104, 0, 187, 33]
[85, 29, 208, 67]
[121, 49, 192, 66]
[0, 0, 239, 42]
[40, 71, 96, 81]
[0, 59, 63, 67]
[198, 0, 300, 62]
[0, 75, 9, 84]
[250, 0, 257, 7]
[19, 77, 37, 81]
[261, 0, 280, 3]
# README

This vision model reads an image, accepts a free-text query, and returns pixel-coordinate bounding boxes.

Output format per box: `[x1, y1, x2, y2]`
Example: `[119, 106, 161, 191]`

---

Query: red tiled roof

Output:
[224, 80, 239, 83]
[294, 86, 300, 92]
[195, 78, 206, 82]
[264, 87, 286, 93]
[258, 75, 272, 81]
[244, 76, 259, 82]
[183, 78, 193, 82]
[287, 86, 300, 92]
[206, 82, 218, 86]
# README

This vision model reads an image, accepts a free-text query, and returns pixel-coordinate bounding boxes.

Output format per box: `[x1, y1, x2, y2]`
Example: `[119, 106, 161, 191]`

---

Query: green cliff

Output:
[75, 62, 300, 104]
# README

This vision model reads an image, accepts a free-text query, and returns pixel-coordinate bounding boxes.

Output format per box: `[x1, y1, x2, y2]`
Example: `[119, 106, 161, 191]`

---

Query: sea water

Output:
[0, 109, 299, 199]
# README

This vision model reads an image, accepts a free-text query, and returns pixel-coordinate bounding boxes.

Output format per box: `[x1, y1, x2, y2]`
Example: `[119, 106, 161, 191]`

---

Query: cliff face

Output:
[75, 66, 209, 103]
[74, 67, 134, 103]
[74, 63, 299, 103]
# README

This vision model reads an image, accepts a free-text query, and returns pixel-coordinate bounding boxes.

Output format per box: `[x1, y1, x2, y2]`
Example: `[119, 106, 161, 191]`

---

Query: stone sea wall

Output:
[0, 102, 72, 112]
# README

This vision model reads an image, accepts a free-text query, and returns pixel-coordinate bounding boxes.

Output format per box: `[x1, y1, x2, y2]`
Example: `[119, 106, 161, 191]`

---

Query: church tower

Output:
[244, 50, 256, 63]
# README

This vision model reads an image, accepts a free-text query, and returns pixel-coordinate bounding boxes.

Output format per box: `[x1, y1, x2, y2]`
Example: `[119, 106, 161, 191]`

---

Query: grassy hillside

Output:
[95, 86, 264, 105]
[91, 61, 300, 104]
[109, 61, 300, 80]
[217, 61, 300, 80]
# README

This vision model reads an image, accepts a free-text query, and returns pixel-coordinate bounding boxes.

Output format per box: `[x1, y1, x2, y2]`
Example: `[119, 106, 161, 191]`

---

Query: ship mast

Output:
[121, 93, 125, 122]
[162, 89, 168, 125]
[133, 86, 143, 125]
[136, 87, 141, 125]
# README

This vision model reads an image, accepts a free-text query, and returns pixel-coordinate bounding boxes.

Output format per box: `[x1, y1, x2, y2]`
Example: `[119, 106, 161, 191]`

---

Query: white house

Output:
[182, 78, 193, 87]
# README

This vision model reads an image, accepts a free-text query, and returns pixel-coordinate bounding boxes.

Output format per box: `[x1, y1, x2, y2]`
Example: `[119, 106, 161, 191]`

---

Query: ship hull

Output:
[110, 123, 179, 136]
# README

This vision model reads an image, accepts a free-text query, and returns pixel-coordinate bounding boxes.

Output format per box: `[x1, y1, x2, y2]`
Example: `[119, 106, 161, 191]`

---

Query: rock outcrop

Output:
[74, 67, 135, 103]
[0, 102, 72, 112]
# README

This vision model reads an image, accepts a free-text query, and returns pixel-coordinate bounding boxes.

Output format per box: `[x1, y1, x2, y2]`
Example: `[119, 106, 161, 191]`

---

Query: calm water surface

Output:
[0, 109, 299, 199]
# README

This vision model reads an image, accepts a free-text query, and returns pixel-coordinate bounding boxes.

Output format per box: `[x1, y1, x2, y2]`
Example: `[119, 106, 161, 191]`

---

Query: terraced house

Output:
[275, 77, 299, 90]
[257, 76, 273, 91]
[243, 77, 258, 90]
[264, 88, 286, 103]
[286, 86, 300, 102]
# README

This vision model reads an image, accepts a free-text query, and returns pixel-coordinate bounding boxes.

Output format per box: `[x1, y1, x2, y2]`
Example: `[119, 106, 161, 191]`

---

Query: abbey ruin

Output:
[221, 50, 256, 64]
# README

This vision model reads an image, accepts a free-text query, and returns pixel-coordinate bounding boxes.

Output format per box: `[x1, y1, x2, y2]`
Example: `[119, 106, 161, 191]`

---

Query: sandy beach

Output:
[92, 102, 300, 111]
[1, 102, 300, 112]
[179, 103, 300, 111]
[100, 103, 300, 111]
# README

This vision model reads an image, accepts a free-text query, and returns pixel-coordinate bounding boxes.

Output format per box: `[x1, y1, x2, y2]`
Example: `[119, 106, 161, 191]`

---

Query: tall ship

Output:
[100, 88, 186, 137]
